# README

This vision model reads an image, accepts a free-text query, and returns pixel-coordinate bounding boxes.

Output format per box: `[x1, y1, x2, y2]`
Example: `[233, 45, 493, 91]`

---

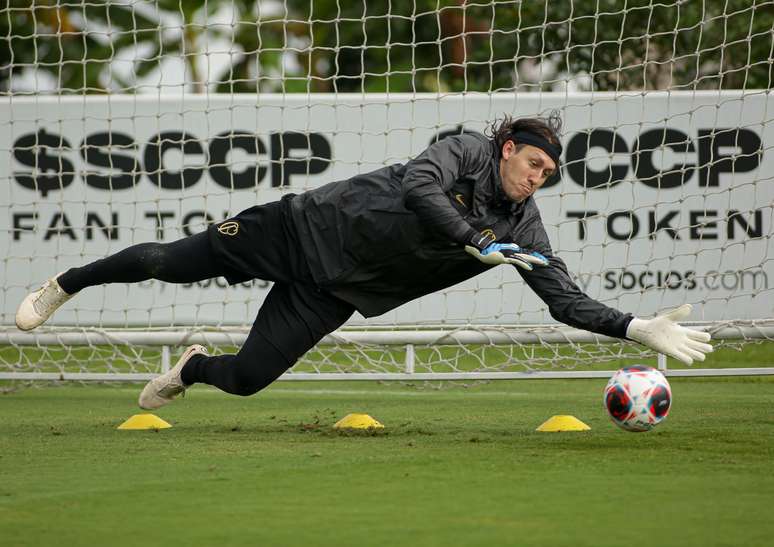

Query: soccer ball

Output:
[604, 365, 672, 432]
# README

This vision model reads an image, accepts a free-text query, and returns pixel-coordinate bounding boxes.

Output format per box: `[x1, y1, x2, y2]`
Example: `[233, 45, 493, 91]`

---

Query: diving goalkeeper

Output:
[15, 113, 713, 409]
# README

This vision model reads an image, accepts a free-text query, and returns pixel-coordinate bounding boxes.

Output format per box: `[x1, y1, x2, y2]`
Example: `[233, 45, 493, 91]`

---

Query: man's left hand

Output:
[626, 304, 713, 365]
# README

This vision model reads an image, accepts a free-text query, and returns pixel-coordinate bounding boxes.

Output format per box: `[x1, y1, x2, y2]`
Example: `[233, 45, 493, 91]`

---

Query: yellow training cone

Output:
[333, 413, 384, 430]
[536, 415, 590, 432]
[117, 414, 172, 430]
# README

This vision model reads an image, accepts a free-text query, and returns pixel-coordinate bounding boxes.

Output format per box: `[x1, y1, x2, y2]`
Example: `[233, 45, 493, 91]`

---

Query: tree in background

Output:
[1, 0, 771, 94]
[263, 0, 773, 92]
[0, 0, 262, 93]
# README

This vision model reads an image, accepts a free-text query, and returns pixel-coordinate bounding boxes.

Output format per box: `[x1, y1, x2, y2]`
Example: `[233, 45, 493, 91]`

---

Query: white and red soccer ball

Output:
[604, 365, 672, 432]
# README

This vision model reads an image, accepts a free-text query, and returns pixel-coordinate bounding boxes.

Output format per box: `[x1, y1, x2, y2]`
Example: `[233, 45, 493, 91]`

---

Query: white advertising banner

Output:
[1, 92, 772, 327]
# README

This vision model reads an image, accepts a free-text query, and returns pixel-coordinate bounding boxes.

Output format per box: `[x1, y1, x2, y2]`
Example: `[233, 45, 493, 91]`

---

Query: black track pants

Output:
[181, 282, 353, 395]
[58, 199, 355, 396]
[58, 231, 223, 292]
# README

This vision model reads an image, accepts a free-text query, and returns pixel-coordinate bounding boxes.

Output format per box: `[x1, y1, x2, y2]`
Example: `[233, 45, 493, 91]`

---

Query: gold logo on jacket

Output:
[480, 228, 495, 239]
[218, 221, 239, 236]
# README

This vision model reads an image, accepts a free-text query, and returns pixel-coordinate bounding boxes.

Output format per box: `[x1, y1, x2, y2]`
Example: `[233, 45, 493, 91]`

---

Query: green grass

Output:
[1, 377, 774, 547]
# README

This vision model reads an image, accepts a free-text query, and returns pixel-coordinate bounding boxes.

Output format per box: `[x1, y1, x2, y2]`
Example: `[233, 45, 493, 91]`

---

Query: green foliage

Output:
[1, 0, 771, 93]
[1, 0, 158, 92]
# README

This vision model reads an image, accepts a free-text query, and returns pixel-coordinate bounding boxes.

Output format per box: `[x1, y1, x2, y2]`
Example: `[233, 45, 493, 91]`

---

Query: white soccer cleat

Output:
[138, 344, 208, 410]
[15, 273, 74, 331]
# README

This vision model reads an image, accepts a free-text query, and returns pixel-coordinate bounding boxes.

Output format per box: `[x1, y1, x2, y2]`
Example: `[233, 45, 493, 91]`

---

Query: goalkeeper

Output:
[15, 113, 713, 409]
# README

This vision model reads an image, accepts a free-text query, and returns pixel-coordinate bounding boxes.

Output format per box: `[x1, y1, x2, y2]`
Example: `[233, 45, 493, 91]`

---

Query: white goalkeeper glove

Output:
[626, 304, 713, 365]
[465, 241, 549, 271]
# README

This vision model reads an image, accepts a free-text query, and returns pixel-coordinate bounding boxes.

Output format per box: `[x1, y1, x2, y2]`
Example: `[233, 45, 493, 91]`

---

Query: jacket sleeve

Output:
[519, 255, 633, 339]
[401, 134, 490, 245]
[514, 202, 633, 339]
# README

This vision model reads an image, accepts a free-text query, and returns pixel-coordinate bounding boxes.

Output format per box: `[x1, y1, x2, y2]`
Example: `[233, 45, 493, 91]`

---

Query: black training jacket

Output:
[289, 132, 632, 338]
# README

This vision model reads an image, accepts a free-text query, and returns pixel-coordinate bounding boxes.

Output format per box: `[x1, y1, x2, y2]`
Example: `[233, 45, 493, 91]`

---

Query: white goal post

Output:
[1, 2, 773, 381]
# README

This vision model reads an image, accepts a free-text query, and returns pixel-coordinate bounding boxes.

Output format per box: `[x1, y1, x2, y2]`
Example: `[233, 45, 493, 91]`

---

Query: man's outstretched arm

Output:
[510, 202, 712, 364]
[518, 252, 633, 339]
[518, 255, 712, 365]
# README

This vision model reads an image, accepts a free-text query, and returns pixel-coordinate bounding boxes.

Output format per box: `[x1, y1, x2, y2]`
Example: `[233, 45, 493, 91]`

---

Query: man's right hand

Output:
[465, 242, 550, 270]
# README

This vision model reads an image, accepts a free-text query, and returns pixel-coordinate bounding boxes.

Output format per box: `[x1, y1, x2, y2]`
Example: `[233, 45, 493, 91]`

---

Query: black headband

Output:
[510, 130, 562, 167]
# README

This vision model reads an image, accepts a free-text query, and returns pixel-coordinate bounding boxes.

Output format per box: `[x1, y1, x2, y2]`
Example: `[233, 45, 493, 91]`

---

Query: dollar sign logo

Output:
[13, 129, 75, 197]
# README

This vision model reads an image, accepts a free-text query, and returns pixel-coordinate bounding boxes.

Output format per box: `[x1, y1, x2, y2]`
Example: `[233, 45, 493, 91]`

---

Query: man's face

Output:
[499, 140, 557, 203]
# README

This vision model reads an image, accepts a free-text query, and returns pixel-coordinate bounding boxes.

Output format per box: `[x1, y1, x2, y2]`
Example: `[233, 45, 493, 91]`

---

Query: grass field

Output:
[1, 376, 773, 547]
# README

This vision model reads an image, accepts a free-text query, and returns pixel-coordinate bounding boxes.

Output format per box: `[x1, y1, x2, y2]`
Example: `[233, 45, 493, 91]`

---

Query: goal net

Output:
[1, 1, 773, 381]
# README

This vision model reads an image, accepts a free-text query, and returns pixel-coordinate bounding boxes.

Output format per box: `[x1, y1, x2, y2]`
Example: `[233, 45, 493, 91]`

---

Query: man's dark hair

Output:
[486, 110, 563, 157]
